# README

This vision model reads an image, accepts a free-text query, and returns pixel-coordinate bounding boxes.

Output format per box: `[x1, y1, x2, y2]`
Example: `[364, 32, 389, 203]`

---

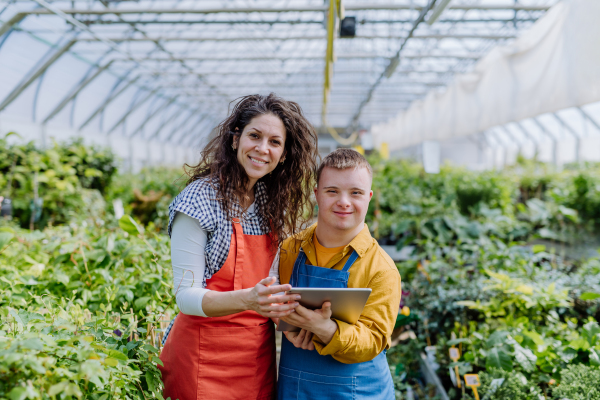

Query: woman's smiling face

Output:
[234, 113, 287, 187]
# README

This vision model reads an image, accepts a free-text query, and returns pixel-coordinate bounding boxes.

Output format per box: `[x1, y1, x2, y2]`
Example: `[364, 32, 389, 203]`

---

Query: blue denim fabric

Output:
[277, 250, 395, 399]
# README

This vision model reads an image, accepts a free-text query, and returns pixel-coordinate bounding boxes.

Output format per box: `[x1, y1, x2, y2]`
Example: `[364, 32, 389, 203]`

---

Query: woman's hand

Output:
[243, 277, 301, 318]
[284, 329, 315, 350]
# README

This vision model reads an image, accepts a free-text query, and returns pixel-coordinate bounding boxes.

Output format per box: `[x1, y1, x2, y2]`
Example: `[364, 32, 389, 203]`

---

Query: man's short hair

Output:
[316, 148, 373, 184]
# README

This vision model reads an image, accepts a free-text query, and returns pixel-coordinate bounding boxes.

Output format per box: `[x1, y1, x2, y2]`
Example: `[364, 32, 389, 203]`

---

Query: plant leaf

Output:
[486, 347, 512, 372]
[0, 232, 14, 250]
[119, 215, 143, 235]
[580, 292, 600, 301]
[589, 349, 600, 367]
[514, 343, 537, 372]
[486, 331, 509, 347]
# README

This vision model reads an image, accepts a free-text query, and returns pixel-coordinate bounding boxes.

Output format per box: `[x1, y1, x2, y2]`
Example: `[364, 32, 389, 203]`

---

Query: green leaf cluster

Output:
[0, 136, 117, 229]
[0, 299, 165, 399]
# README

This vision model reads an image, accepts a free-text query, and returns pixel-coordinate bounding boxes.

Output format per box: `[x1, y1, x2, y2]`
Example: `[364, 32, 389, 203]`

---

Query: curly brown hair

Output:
[185, 93, 319, 247]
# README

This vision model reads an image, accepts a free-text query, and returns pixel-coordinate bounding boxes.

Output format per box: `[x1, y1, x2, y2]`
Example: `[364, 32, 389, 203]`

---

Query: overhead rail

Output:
[133, 53, 483, 61]
[74, 18, 539, 26]
[10, 4, 552, 16]
[77, 34, 518, 42]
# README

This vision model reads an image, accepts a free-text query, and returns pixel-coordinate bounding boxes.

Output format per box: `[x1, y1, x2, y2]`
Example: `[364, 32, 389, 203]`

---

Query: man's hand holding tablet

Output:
[281, 302, 337, 345]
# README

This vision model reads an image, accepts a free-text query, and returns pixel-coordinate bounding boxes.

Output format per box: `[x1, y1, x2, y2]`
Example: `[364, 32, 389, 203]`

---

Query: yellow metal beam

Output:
[322, 0, 357, 146]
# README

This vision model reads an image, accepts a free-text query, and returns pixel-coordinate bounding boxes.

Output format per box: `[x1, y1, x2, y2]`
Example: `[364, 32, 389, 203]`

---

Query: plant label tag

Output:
[464, 374, 480, 387]
[449, 347, 460, 361]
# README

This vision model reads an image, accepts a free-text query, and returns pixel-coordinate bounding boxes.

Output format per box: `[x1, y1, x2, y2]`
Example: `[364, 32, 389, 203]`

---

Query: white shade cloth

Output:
[372, 0, 600, 152]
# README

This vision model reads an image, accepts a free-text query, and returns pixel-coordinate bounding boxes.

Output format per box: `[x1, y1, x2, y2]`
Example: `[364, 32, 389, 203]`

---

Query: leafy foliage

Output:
[551, 364, 600, 399]
[0, 301, 165, 399]
[0, 217, 174, 398]
[0, 135, 117, 229]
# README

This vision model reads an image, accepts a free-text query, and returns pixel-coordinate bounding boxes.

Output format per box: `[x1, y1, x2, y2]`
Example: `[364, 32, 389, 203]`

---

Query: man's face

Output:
[314, 166, 373, 233]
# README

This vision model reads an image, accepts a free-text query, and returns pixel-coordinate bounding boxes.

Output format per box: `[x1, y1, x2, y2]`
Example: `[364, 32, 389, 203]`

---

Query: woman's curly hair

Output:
[185, 93, 319, 247]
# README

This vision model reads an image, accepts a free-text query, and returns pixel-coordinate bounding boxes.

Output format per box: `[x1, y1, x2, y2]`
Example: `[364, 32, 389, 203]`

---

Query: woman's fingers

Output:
[258, 276, 277, 286]
[258, 283, 293, 295]
[258, 308, 296, 318]
[260, 302, 298, 312]
[262, 293, 300, 305]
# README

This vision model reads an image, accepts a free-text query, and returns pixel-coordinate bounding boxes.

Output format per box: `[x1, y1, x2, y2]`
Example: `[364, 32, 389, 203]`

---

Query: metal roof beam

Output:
[154, 68, 468, 76]
[578, 107, 600, 131]
[128, 95, 179, 139]
[0, 12, 26, 37]
[182, 118, 214, 147]
[131, 53, 482, 61]
[106, 87, 161, 135]
[163, 111, 207, 143]
[43, 59, 114, 124]
[167, 81, 447, 88]
[77, 17, 538, 26]
[148, 105, 189, 141]
[21, 4, 551, 16]
[348, 0, 438, 129]
[80, 33, 516, 42]
[552, 112, 580, 138]
[0, 38, 76, 112]
[78, 75, 140, 130]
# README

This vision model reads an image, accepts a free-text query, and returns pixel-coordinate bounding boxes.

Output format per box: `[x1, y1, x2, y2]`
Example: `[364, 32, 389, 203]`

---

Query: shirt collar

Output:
[224, 181, 268, 220]
[301, 222, 373, 258]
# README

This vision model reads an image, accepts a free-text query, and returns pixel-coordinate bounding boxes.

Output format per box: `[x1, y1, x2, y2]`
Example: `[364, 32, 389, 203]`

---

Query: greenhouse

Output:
[2, 0, 600, 399]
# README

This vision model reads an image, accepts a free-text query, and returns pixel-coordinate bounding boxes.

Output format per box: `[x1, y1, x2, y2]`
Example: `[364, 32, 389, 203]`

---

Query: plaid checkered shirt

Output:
[163, 177, 270, 345]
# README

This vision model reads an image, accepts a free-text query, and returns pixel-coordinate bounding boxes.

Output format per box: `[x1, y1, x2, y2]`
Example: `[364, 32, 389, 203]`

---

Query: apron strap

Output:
[340, 250, 359, 273]
[232, 218, 245, 290]
[290, 249, 308, 287]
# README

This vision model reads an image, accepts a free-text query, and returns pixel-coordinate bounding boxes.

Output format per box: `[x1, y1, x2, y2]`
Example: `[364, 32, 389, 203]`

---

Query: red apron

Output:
[160, 218, 277, 400]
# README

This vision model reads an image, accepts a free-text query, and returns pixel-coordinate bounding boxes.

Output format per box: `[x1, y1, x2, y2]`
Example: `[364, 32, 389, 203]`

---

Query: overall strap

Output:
[290, 249, 308, 287]
[341, 250, 359, 273]
[232, 218, 245, 290]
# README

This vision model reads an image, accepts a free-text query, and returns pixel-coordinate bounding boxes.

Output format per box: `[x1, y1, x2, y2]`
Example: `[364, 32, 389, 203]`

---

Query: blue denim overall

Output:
[277, 249, 395, 399]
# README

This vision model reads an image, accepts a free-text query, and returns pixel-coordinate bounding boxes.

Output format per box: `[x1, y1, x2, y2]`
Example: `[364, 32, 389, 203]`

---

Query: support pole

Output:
[499, 126, 523, 156]
[0, 39, 76, 112]
[532, 117, 558, 166]
[552, 113, 580, 163]
[514, 121, 540, 158]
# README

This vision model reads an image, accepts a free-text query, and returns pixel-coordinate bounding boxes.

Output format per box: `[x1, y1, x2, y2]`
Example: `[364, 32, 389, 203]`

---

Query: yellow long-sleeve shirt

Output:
[279, 223, 402, 364]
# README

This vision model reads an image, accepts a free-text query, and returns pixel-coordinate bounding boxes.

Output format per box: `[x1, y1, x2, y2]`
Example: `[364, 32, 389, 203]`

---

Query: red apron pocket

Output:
[197, 323, 276, 400]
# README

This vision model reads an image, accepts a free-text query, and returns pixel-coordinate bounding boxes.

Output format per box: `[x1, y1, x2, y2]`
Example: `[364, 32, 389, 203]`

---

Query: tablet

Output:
[276, 287, 372, 332]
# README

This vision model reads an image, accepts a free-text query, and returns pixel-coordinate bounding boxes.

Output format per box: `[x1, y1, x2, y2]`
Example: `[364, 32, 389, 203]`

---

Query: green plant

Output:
[0, 298, 165, 399]
[476, 369, 544, 400]
[0, 216, 174, 318]
[551, 364, 600, 399]
[0, 135, 118, 229]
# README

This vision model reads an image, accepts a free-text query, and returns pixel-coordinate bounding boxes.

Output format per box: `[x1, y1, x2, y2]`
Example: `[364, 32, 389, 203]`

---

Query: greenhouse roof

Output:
[0, 0, 559, 147]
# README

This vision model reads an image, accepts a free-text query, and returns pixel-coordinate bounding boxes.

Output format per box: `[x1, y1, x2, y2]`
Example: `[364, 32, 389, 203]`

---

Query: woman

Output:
[159, 93, 318, 400]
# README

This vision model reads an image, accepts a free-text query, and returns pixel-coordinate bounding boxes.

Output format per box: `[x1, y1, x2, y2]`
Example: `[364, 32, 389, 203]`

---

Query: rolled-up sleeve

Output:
[312, 268, 401, 364]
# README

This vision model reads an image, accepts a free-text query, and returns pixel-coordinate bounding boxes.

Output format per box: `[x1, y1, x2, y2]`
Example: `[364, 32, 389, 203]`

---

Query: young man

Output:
[277, 148, 401, 399]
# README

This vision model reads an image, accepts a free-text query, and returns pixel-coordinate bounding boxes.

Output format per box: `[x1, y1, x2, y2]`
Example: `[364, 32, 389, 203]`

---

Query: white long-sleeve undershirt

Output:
[170, 209, 280, 317]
